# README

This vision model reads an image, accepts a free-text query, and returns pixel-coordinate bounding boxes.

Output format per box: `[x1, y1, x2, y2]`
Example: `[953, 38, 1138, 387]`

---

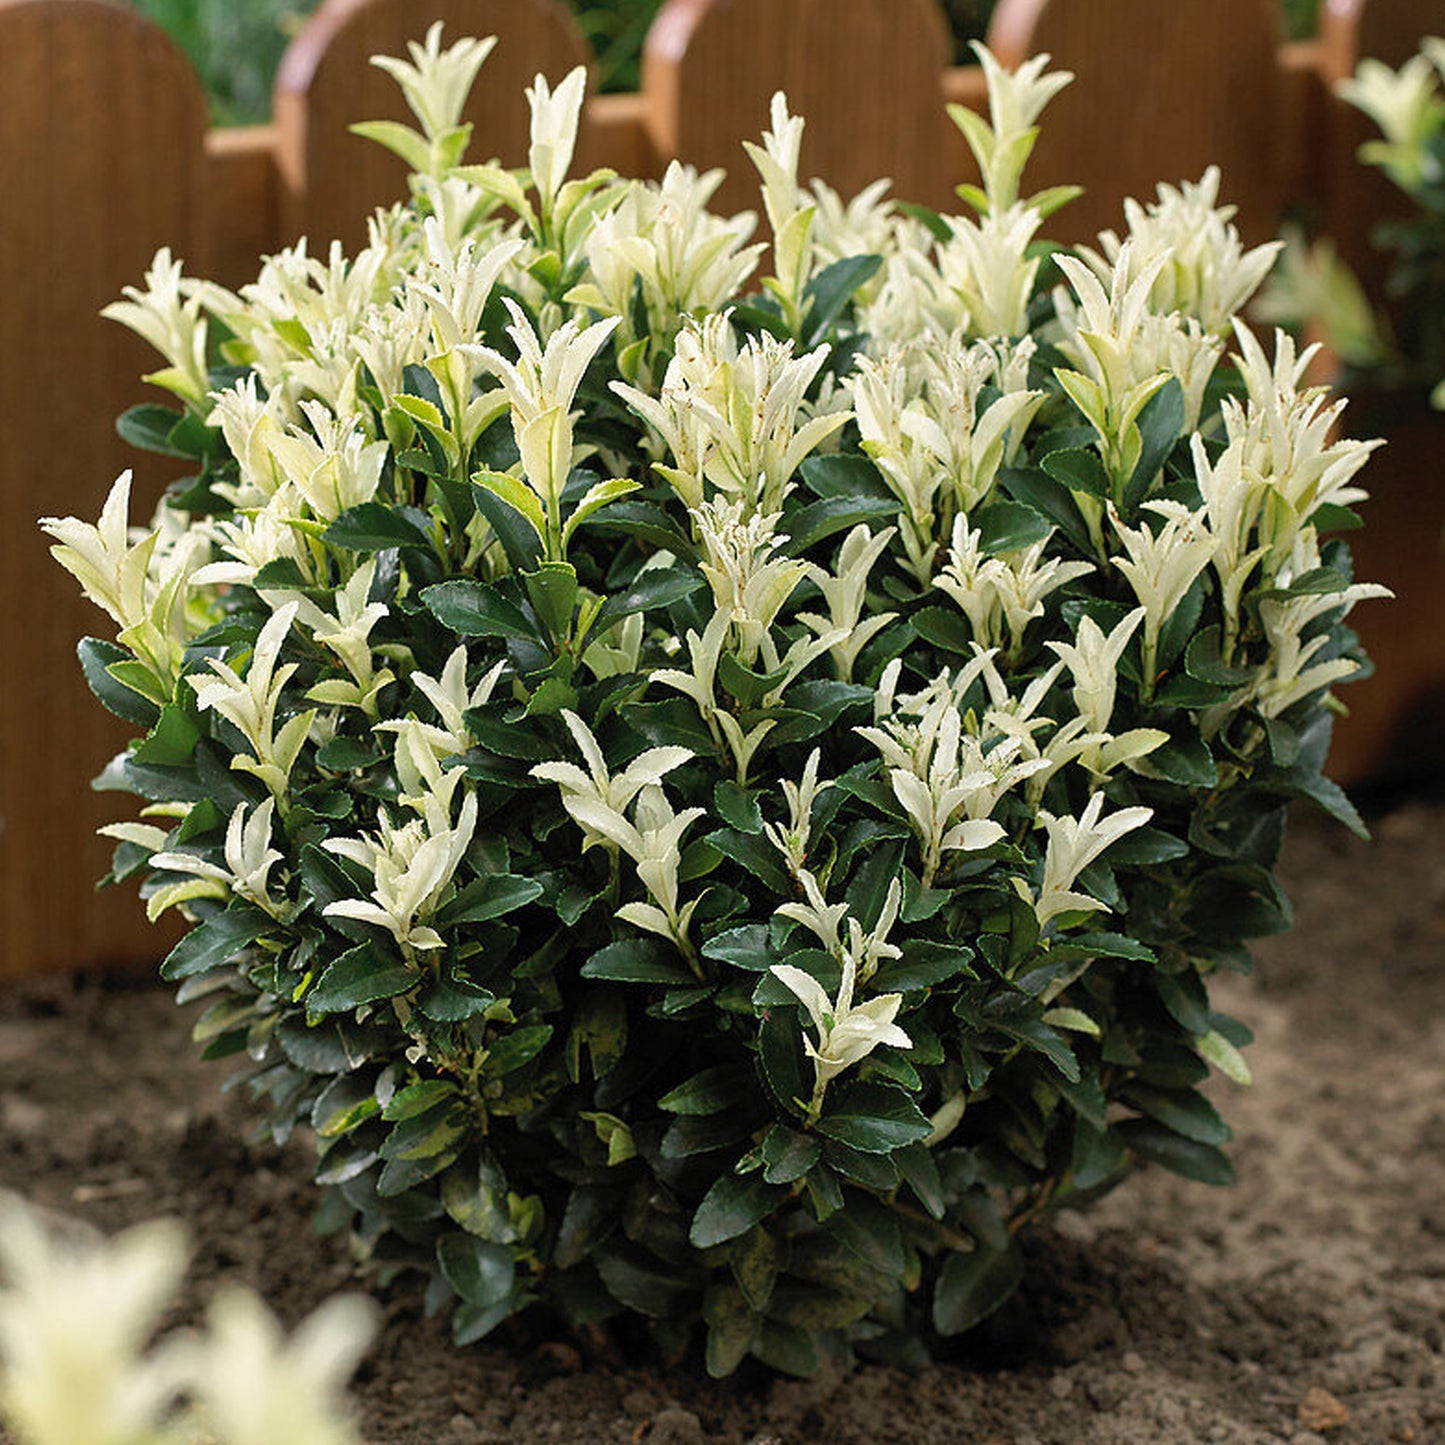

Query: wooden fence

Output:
[0, 0, 1434, 981]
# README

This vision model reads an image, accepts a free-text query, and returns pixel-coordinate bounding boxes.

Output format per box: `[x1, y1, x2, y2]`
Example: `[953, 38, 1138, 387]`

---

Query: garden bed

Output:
[3, 797, 1443, 1445]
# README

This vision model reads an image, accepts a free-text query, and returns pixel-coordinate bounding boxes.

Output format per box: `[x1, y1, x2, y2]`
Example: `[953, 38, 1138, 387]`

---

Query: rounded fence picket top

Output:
[275, 0, 593, 253]
[987, 0, 1286, 246]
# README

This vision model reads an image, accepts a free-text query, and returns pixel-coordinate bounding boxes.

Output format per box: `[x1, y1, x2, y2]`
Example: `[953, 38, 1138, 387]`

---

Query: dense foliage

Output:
[47, 31, 1386, 1375]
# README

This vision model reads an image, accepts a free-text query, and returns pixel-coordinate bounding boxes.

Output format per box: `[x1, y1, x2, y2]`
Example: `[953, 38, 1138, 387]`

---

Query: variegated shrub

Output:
[46, 30, 1387, 1375]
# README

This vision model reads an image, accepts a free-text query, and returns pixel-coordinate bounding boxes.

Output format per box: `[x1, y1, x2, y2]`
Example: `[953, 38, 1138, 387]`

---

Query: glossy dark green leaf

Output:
[1041, 446, 1110, 499]
[592, 565, 704, 635]
[437, 873, 544, 926]
[1117, 1118, 1235, 1185]
[159, 906, 273, 981]
[324, 502, 432, 552]
[659, 1063, 752, 1116]
[761, 1125, 821, 1184]
[581, 938, 698, 985]
[704, 1285, 759, 1377]
[308, 942, 417, 1014]
[814, 1083, 932, 1155]
[117, 403, 190, 456]
[438, 1233, 515, 1309]
[802, 252, 881, 342]
[78, 638, 162, 726]
[972, 498, 1056, 553]
[1119, 1083, 1231, 1146]
[1124, 376, 1185, 510]
[689, 1173, 776, 1248]
[797, 452, 893, 501]
[932, 1241, 1025, 1336]
[780, 493, 900, 555]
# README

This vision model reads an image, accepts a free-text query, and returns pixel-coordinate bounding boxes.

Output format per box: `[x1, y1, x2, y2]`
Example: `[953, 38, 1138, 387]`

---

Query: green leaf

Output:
[761, 1125, 820, 1184]
[911, 605, 976, 654]
[324, 502, 432, 552]
[308, 942, 417, 1014]
[872, 941, 974, 993]
[561, 476, 639, 546]
[780, 494, 900, 554]
[734, 1225, 780, 1317]
[438, 1234, 516, 1310]
[1071, 1118, 1128, 1192]
[131, 702, 200, 767]
[659, 1063, 751, 1116]
[437, 873, 544, 926]
[591, 565, 704, 636]
[479, 1024, 553, 1077]
[116, 403, 190, 457]
[998, 466, 1093, 556]
[597, 1248, 690, 1318]
[1133, 732, 1217, 788]
[797, 452, 893, 501]
[78, 638, 161, 726]
[757, 1009, 809, 1118]
[689, 1173, 776, 1248]
[932, 1241, 1025, 1336]
[802, 252, 882, 342]
[972, 498, 1055, 553]
[581, 938, 697, 985]
[704, 1285, 759, 1377]
[1118, 1118, 1235, 1185]
[1119, 1084, 1231, 1146]
[621, 697, 717, 756]
[1041, 446, 1110, 500]
[584, 500, 696, 560]
[1183, 626, 1253, 686]
[417, 973, 496, 1022]
[814, 1083, 932, 1155]
[470, 476, 543, 573]
[382, 1080, 458, 1122]
[1124, 376, 1185, 510]
[159, 906, 272, 981]
[701, 923, 773, 972]
[706, 829, 792, 895]
[421, 580, 539, 641]
[712, 780, 763, 834]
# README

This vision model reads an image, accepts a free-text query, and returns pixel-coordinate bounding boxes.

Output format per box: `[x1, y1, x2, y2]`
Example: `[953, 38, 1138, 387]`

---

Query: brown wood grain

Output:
[274, 0, 592, 254]
[987, 0, 1286, 246]
[642, 0, 953, 215]
[0, 0, 203, 979]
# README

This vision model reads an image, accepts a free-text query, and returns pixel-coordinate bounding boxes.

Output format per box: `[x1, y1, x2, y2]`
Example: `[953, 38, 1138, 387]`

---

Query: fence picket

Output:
[274, 0, 592, 254]
[987, 0, 1286, 244]
[0, 0, 205, 978]
[642, 0, 952, 214]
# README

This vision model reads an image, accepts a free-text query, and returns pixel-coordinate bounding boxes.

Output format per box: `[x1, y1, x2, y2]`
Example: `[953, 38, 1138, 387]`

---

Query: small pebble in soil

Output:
[646, 1406, 705, 1445]
[622, 1389, 657, 1420]
[1297, 1386, 1352, 1432]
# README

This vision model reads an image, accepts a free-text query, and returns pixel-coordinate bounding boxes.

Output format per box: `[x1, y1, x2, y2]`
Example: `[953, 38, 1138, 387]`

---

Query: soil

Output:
[3, 800, 1444, 1445]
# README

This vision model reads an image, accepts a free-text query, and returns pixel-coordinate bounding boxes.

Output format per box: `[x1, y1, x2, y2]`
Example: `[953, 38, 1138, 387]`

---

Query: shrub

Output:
[46, 29, 1386, 1375]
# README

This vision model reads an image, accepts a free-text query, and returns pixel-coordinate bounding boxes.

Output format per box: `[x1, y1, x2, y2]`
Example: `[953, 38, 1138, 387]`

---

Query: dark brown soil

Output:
[3, 802, 1444, 1445]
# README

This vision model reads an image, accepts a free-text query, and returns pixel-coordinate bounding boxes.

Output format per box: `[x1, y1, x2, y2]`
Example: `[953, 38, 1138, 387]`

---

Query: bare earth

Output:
[2, 801, 1443, 1445]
